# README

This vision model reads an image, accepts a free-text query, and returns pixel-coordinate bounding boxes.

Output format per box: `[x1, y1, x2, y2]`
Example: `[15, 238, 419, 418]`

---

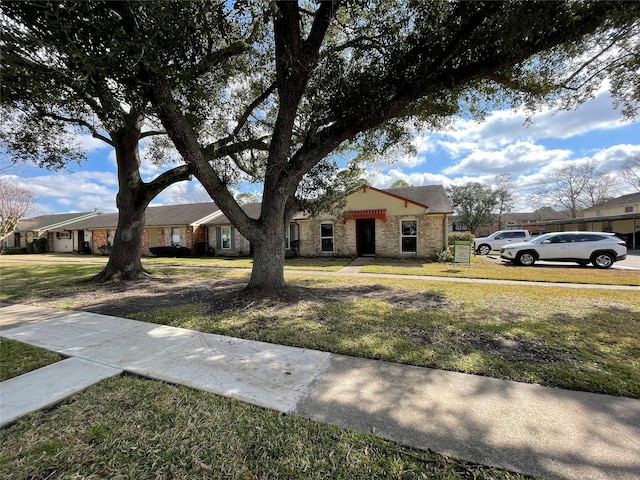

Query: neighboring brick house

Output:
[297, 185, 453, 258]
[6, 211, 102, 252]
[205, 203, 271, 256]
[59, 202, 220, 255]
[10, 185, 454, 258]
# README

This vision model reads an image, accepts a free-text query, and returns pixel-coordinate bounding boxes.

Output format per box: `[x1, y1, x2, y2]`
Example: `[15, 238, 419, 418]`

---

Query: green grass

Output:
[4, 252, 637, 283]
[361, 256, 640, 286]
[0, 375, 532, 479]
[0, 253, 350, 271]
[0, 258, 632, 478]
[2, 261, 639, 398]
[0, 263, 105, 303]
[0, 338, 63, 381]
[127, 273, 640, 398]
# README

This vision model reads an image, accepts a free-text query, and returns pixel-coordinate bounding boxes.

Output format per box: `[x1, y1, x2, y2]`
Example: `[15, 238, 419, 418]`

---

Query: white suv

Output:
[500, 232, 627, 269]
[473, 230, 531, 255]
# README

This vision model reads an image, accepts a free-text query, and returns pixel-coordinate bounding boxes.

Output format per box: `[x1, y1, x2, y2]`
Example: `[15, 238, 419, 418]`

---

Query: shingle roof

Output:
[61, 212, 119, 230]
[383, 185, 454, 214]
[144, 202, 220, 226]
[56, 203, 220, 230]
[26, 186, 454, 232]
[590, 192, 640, 209]
[204, 202, 261, 225]
[16, 212, 100, 232]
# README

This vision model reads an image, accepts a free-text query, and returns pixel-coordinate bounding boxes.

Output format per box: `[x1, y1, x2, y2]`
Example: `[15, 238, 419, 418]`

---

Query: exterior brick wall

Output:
[209, 225, 251, 256]
[158, 228, 166, 246]
[193, 226, 207, 244]
[92, 229, 108, 253]
[141, 229, 150, 255]
[298, 214, 447, 259]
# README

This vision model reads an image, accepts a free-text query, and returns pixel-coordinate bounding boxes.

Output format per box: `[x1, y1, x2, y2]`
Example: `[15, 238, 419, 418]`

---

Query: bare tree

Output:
[493, 173, 515, 229]
[541, 161, 613, 217]
[620, 156, 640, 192]
[171, 183, 212, 205]
[0, 178, 36, 243]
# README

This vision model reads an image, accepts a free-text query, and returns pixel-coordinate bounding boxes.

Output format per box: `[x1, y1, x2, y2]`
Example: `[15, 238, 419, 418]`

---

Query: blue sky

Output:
[4, 86, 639, 217]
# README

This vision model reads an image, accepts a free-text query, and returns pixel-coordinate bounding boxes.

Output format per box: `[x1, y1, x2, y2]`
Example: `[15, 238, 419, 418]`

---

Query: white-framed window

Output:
[625, 206, 634, 213]
[221, 226, 231, 249]
[171, 227, 184, 246]
[320, 223, 334, 252]
[401, 219, 417, 253]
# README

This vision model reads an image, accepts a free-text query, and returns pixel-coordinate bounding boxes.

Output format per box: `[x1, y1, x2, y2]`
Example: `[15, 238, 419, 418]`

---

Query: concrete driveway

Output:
[615, 250, 640, 269]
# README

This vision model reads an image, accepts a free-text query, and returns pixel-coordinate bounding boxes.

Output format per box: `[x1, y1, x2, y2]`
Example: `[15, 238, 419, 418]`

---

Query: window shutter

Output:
[230, 228, 235, 249]
[216, 227, 221, 249]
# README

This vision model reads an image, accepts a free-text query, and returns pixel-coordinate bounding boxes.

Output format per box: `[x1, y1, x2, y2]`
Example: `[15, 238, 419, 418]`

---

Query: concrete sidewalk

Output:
[1, 303, 639, 480]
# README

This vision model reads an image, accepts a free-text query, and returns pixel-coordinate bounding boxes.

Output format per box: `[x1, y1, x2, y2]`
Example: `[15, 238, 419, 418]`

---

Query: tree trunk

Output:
[93, 197, 149, 282]
[92, 120, 150, 283]
[247, 230, 286, 291]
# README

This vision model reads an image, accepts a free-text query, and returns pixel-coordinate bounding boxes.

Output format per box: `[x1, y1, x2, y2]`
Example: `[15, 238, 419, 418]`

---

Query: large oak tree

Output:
[3, 1, 638, 291]
[140, 1, 639, 290]
[0, 1, 232, 280]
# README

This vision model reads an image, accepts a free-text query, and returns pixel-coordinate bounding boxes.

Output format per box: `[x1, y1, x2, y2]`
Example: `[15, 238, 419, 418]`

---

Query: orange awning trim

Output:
[342, 209, 387, 224]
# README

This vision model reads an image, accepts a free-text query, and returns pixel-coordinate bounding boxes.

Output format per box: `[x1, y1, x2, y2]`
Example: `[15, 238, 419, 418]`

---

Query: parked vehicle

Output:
[473, 230, 531, 255]
[500, 232, 627, 269]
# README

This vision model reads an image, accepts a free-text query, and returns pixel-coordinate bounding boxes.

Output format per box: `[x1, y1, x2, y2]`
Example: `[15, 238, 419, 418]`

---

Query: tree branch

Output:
[145, 164, 192, 200]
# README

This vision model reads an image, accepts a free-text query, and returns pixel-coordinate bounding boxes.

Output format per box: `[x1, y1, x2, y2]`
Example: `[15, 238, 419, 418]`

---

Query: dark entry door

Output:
[357, 219, 376, 256]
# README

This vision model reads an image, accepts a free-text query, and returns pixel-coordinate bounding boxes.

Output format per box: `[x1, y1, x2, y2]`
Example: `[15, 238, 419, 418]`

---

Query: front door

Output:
[357, 219, 376, 256]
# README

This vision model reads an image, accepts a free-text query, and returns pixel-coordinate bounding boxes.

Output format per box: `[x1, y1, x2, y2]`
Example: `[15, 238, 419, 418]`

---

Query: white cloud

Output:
[443, 141, 573, 176]
[442, 88, 633, 151]
[591, 144, 640, 170]
[11, 171, 119, 214]
[371, 169, 453, 188]
[75, 133, 110, 152]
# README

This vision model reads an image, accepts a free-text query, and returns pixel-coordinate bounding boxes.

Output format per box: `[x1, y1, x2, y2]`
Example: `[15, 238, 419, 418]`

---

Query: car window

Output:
[494, 233, 504, 239]
[550, 235, 570, 243]
[512, 232, 526, 238]
[531, 234, 553, 244]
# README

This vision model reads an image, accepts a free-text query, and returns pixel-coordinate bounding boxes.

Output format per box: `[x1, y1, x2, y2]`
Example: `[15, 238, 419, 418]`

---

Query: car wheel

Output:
[516, 251, 536, 266]
[592, 252, 614, 269]
[477, 244, 491, 255]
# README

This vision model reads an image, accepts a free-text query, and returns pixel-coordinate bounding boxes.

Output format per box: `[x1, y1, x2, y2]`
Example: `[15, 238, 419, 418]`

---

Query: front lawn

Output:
[3, 261, 635, 398]
[0, 338, 63, 381]
[361, 255, 640, 285]
[0, 374, 531, 479]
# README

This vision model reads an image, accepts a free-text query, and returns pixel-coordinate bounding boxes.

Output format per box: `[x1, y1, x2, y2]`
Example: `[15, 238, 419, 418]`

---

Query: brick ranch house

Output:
[206, 185, 453, 258]
[297, 185, 453, 258]
[12, 185, 453, 259]
[59, 202, 221, 255]
[7, 211, 102, 252]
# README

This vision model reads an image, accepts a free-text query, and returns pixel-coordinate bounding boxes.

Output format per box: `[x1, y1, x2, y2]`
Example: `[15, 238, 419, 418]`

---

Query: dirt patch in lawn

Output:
[33, 275, 450, 318]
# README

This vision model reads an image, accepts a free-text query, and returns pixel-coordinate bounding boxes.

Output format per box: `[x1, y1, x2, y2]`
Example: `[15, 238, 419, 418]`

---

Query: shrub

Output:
[32, 238, 47, 253]
[448, 231, 474, 245]
[98, 245, 112, 255]
[436, 248, 453, 263]
[3, 247, 28, 255]
[149, 246, 192, 257]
